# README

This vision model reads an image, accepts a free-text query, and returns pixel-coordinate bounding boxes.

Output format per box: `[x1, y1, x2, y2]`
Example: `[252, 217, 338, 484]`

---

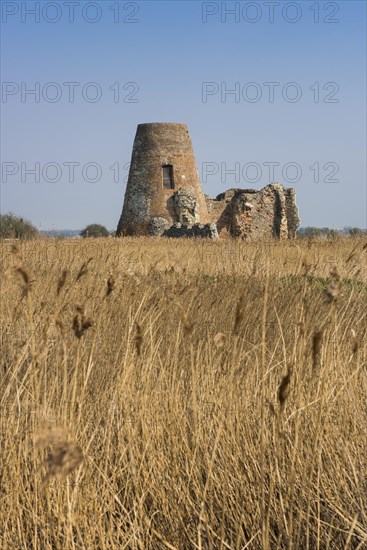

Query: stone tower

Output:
[116, 123, 210, 236]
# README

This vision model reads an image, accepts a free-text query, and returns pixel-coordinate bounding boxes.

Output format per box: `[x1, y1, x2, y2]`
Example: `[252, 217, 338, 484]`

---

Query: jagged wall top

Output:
[116, 123, 300, 239]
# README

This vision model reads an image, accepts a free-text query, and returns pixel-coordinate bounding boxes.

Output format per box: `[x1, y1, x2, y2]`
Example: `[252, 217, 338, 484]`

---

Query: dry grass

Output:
[1, 236, 366, 549]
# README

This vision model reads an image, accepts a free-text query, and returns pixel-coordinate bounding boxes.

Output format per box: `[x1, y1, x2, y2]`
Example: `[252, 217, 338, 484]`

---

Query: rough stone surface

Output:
[173, 188, 199, 224]
[147, 217, 170, 236]
[116, 123, 300, 239]
[284, 188, 300, 239]
[163, 223, 219, 239]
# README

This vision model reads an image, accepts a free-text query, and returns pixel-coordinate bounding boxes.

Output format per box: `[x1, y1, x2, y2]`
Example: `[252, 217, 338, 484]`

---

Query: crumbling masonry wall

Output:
[205, 184, 300, 239]
[116, 123, 300, 239]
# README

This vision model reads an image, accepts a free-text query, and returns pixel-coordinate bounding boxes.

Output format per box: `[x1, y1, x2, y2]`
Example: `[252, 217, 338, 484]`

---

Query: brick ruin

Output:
[205, 184, 300, 239]
[116, 123, 300, 239]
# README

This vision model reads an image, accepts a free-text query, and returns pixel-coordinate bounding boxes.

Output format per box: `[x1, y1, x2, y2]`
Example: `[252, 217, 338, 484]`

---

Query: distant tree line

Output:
[1, 213, 365, 240]
[297, 227, 366, 238]
[0, 215, 114, 239]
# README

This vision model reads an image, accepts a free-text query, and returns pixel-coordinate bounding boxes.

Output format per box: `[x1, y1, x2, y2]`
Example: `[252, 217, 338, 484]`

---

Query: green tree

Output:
[80, 224, 109, 238]
[0, 213, 38, 239]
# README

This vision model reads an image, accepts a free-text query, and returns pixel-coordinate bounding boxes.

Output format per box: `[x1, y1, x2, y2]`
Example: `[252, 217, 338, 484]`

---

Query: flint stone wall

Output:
[164, 223, 219, 239]
[205, 183, 300, 239]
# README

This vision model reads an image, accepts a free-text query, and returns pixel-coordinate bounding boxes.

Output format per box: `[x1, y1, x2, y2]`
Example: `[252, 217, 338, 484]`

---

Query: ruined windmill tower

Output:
[116, 122, 301, 239]
[116, 123, 210, 236]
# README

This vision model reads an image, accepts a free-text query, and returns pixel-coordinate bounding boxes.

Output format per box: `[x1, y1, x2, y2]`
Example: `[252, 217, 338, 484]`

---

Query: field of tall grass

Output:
[1, 236, 366, 549]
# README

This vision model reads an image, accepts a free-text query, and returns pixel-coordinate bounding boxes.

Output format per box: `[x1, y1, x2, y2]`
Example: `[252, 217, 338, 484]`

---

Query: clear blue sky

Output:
[1, 0, 366, 230]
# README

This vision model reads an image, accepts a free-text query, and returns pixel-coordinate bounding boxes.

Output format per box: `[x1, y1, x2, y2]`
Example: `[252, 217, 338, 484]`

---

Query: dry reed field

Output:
[1, 236, 367, 549]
